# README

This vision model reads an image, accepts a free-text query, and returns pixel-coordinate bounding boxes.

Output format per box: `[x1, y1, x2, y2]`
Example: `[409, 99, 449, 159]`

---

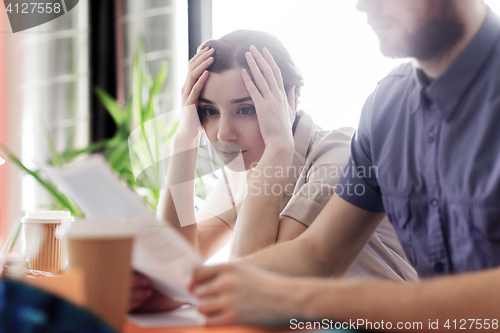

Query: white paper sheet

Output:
[127, 305, 204, 327]
[39, 155, 203, 303]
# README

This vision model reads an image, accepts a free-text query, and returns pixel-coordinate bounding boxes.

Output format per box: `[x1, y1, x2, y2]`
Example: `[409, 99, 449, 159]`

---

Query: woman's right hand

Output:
[129, 271, 187, 313]
[129, 271, 153, 312]
[177, 47, 214, 142]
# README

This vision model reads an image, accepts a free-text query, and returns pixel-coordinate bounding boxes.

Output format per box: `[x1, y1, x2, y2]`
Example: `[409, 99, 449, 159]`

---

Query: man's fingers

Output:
[262, 47, 284, 90]
[197, 293, 227, 315]
[190, 264, 232, 291]
[205, 312, 236, 327]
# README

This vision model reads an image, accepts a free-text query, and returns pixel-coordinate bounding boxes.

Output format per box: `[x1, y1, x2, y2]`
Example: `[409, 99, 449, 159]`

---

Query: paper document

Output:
[127, 305, 204, 327]
[40, 155, 203, 303]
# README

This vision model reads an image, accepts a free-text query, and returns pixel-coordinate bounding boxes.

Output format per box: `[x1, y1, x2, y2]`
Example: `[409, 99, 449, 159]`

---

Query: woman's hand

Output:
[129, 271, 153, 312]
[241, 45, 297, 151]
[129, 271, 186, 313]
[177, 47, 214, 142]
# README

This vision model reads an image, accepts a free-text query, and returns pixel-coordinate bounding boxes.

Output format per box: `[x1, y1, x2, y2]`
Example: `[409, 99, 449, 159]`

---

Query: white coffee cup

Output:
[22, 211, 73, 274]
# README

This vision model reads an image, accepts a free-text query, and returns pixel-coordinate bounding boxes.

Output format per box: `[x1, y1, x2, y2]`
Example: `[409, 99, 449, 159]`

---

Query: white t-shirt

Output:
[199, 111, 418, 281]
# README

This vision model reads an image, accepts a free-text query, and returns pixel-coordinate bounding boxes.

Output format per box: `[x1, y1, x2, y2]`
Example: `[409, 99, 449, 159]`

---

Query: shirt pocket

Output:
[468, 206, 500, 241]
[448, 203, 500, 271]
[382, 196, 412, 239]
[382, 195, 417, 266]
[449, 204, 500, 241]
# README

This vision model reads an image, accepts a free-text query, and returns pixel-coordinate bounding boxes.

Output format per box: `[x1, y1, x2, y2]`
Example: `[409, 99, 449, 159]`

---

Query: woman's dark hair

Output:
[199, 30, 304, 95]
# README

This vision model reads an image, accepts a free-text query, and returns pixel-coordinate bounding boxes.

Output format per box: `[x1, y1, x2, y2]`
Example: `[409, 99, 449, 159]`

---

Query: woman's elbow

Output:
[276, 217, 308, 243]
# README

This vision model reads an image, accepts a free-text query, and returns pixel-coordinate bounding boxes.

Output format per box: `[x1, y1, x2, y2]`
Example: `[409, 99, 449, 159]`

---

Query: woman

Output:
[130, 30, 417, 311]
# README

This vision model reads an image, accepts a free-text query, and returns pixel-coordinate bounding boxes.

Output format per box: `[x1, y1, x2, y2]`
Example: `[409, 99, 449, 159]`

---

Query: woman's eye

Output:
[237, 106, 255, 115]
[204, 108, 219, 116]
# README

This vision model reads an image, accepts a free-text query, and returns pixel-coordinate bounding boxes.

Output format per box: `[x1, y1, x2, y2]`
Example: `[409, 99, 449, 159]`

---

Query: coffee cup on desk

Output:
[65, 220, 137, 332]
[22, 211, 74, 274]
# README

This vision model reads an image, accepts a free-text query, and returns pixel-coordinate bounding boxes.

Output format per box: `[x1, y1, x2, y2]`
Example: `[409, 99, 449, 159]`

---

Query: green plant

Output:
[90, 39, 175, 211]
[0, 39, 177, 252]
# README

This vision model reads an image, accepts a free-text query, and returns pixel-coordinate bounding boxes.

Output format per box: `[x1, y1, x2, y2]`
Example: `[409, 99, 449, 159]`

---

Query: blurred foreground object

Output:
[0, 279, 116, 333]
[65, 220, 136, 331]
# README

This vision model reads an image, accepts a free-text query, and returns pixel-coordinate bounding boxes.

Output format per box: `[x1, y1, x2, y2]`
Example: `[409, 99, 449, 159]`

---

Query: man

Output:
[190, 0, 500, 329]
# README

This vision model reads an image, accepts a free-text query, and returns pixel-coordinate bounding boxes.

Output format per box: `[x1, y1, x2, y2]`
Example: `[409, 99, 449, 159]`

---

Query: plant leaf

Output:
[151, 62, 167, 98]
[47, 133, 65, 167]
[0, 143, 83, 217]
[60, 139, 110, 162]
[95, 87, 123, 126]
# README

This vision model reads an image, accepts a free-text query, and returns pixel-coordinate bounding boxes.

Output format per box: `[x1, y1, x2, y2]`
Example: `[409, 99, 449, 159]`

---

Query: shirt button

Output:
[434, 262, 444, 273]
[430, 198, 439, 207]
[470, 224, 481, 237]
[428, 132, 435, 143]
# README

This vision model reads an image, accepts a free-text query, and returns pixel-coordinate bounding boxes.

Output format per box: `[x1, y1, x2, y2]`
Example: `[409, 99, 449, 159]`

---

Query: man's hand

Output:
[190, 263, 301, 326]
[129, 272, 153, 312]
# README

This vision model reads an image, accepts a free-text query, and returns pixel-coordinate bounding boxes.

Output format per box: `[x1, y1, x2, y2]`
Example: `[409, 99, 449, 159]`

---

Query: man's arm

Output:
[192, 260, 500, 330]
[241, 194, 385, 278]
[300, 268, 500, 332]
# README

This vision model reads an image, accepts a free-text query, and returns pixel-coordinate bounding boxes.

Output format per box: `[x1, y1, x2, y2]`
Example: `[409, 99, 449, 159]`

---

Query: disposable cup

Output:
[22, 211, 73, 274]
[66, 220, 136, 331]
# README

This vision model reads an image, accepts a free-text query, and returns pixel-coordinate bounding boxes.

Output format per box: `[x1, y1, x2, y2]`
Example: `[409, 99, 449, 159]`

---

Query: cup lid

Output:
[64, 220, 138, 239]
[22, 211, 74, 223]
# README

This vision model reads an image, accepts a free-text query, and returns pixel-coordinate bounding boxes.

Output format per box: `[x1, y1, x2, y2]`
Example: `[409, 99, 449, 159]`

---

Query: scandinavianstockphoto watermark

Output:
[3, 0, 80, 33]
[290, 318, 500, 331]
[248, 163, 379, 181]
[290, 318, 424, 331]
[247, 164, 378, 198]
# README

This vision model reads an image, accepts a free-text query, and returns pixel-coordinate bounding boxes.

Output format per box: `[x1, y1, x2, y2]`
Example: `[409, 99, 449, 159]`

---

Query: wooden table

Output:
[124, 322, 288, 333]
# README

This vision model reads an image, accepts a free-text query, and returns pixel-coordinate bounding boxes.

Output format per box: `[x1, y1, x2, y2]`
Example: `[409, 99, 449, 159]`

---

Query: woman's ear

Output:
[286, 85, 297, 112]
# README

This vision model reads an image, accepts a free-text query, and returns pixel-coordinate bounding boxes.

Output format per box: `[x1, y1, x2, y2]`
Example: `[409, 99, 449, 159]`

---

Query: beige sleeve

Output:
[281, 128, 354, 227]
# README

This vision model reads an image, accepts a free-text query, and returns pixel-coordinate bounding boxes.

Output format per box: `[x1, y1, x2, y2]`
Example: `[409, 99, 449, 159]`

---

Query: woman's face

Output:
[199, 67, 265, 172]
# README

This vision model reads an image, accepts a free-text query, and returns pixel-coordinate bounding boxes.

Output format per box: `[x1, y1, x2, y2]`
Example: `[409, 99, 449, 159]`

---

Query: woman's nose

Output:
[216, 115, 237, 142]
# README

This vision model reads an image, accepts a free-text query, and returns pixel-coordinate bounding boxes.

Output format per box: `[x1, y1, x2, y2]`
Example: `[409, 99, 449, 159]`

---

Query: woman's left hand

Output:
[241, 45, 297, 151]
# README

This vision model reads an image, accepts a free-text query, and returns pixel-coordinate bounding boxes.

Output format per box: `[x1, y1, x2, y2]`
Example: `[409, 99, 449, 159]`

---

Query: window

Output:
[212, 0, 500, 129]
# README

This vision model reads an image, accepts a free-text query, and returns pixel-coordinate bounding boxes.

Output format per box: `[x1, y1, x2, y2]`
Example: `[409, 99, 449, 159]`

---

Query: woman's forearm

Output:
[230, 143, 294, 259]
[157, 134, 200, 248]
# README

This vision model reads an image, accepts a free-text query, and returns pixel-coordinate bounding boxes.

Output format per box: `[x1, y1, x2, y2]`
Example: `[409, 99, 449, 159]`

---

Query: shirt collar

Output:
[412, 7, 500, 117]
[280, 110, 319, 196]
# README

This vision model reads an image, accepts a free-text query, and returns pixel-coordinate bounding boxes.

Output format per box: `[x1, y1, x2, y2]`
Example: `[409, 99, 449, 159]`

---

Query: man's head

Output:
[356, 0, 470, 60]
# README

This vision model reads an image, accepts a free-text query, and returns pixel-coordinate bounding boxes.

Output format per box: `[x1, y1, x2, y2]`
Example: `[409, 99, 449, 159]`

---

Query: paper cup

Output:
[66, 220, 136, 331]
[22, 211, 73, 274]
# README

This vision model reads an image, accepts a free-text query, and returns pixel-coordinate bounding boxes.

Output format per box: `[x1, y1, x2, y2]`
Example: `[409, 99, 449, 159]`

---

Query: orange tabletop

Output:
[123, 322, 288, 333]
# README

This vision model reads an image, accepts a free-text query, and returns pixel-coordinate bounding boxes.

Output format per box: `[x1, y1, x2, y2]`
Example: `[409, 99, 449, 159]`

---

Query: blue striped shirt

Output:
[337, 8, 500, 277]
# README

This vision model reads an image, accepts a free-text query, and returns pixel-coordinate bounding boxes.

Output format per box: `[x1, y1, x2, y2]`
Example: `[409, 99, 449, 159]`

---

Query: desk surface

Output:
[124, 322, 286, 333]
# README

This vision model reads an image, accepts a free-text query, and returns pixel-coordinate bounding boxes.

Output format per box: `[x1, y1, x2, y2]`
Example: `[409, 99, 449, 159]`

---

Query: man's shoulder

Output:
[377, 62, 414, 86]
[359, 62, 415, 134]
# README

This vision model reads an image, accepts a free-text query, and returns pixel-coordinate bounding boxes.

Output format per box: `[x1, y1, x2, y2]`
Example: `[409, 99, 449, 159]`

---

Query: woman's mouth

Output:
[219, 150, 247, 159]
